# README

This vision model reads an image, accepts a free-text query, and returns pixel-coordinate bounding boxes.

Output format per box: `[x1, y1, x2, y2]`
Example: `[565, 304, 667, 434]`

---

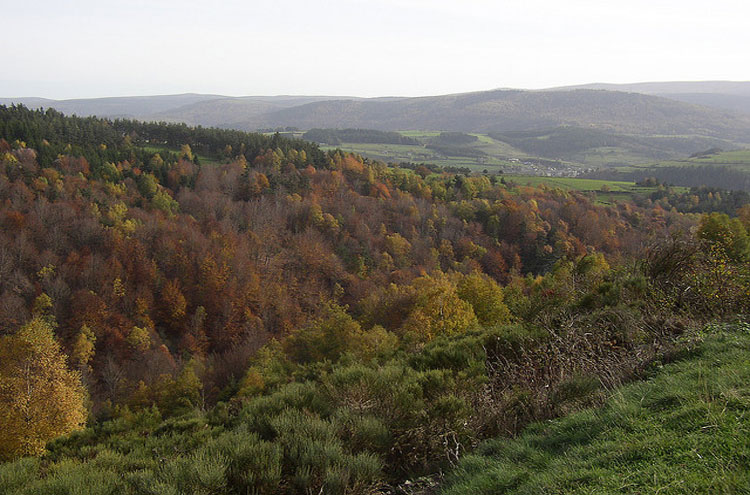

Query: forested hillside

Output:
[6, 87, 750, 145]
[1, 105, 750, 494]
[561, 81, 750, 116]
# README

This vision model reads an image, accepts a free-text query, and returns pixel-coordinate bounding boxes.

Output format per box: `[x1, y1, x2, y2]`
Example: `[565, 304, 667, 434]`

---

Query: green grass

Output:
[508, 176, 643, 192]
[320, 130, 583, 174]
[140, 144, 222, 166]
[399, 132, 526, 159]
[320, 140, 522, 173]
[398, 130, 442, 138]
[504, 176, 688, 205]
[622, 149, 750, 172]
[316, 130, 721, 174]
[572, 146, 665, 168]
[442, 322, 750, 494]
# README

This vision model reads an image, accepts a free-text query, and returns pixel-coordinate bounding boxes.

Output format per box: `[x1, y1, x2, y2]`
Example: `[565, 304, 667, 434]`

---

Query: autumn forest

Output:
[1, 105, 750, 494]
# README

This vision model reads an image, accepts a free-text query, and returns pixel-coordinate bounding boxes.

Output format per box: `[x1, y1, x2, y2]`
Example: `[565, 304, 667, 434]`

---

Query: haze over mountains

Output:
[247, 89, 750, 138]
[560, 81, 750, 96]
[3, 82, 750, 147]
[0, 94, 367, 127]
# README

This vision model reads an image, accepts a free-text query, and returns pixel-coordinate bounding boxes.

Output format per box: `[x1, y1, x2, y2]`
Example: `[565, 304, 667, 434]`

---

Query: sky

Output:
[2, 0, 749, 99]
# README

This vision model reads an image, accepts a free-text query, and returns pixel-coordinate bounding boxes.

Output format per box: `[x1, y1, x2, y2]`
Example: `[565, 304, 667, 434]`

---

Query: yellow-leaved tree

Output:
[400, 274, 478, 341]
[0, 301, 87, 460]
[456, 272, 511, 327]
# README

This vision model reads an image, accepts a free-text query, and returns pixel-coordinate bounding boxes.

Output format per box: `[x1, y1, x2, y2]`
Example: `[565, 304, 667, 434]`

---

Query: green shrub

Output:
[0, 457, 40, 493]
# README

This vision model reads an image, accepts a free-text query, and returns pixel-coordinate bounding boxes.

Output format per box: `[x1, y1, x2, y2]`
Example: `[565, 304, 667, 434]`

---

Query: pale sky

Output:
[2, 0, 749, 99]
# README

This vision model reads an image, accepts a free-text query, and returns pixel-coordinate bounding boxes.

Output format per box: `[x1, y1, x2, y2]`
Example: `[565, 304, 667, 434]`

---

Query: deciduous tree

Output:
[0, 314, 86, 460]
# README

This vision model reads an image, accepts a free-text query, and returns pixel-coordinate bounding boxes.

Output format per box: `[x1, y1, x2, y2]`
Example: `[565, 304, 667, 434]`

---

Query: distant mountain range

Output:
[0, 94, 370, 126]
[3, 82, 750, 145]
[555, 81, 750, 96]
[0, 94, 222, 120]
[232, 89, 750, 139]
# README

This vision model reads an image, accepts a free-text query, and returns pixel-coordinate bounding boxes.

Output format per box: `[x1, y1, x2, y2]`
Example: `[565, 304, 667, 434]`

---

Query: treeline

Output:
[302, 128, 420, 146]
[633, 183, 750, 216]
[425, 132, 485, 159]
[433, 132, 478, 146]
[425, 144, 486, 158]
[0, 105, 327, 170]
[490, 127, 623, 156]
[398, 161, 473, 176]
[587, 165, 750, 192]
[489, 127, 730, 159]
[2, 106, 749, 492]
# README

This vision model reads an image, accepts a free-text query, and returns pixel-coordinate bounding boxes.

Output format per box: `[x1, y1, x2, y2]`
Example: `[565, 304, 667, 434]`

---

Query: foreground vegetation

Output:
[444, 320, 750, 494]
[2, 105, 750, 493]
[2, 236, 749, 493]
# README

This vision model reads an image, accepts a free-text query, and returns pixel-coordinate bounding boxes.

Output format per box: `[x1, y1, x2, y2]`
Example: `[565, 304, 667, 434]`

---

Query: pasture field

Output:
[315, 129, 712, 174]
[320, 142, 522, 173]
[624, 149, 750, 172]
[321, 132, 579, 174]
[504, 175, 688, 205]
[508, 176, 644, 192]
[571, 146, 665, 168]
[599, 148, 750, 192]
[141, 144, 222, 166]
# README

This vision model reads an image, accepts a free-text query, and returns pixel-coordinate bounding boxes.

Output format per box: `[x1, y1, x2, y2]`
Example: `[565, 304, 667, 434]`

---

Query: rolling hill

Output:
[230, 89, 750, 140]
[151, 95, 378, 127]
[559, 81, 750, 116]
[0, 93, 224, 119]
[3, 87, 750, 141]
[5, 86, 750, 172]
[0, 94, 368, 124]
[557, 81, 750, 96]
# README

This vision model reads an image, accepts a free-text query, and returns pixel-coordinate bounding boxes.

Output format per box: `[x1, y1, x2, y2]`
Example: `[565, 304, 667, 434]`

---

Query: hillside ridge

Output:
[4, 86, 750, 140]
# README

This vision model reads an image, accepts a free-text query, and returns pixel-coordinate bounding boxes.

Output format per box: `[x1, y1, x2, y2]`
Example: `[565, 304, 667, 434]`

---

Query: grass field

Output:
[443, 321, 750, 495]
[320, 132, 581, 174]
[504, 175, 688, 205]
[320, 142, 525, 173]
[571, 146, 665, 168]
[508, 176, 646, 192]
[140, 144, 222, 166]
[599, 148, 750, 191]
[314, 130, 722, 175]
[619, 149, 750, 172]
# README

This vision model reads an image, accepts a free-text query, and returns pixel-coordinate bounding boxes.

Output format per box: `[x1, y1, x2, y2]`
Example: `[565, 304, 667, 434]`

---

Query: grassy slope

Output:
[621, 149, 750, 172]
[141, 144, 223, 167]
[320, 132, 578, 174]
[505, 176, 688, 206]
[509, 176, 651, 192]
[443, 322, 750, 495]
[316, 130, 742, 174]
